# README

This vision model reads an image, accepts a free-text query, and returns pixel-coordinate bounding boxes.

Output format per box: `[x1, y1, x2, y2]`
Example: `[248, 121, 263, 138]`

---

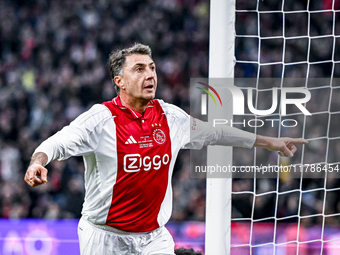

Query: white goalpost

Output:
[205, 0, 235, 254]
[206, 0, 340, 254]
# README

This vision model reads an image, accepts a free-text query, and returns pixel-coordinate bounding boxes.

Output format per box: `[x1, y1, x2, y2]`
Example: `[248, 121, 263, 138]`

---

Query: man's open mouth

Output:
[144, 84, 154, 89]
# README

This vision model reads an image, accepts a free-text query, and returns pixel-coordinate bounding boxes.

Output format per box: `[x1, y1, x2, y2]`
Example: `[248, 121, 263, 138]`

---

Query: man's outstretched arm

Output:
[24, 152, 49, 187]
[254, 135, 308, 157]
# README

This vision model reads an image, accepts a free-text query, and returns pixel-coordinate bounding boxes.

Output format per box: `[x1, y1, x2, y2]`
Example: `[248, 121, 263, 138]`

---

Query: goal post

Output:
[205, 0, 236, 254]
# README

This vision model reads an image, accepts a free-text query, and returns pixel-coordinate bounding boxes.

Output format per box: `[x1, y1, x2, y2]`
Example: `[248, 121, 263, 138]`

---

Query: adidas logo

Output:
[125, 135, 137, 144]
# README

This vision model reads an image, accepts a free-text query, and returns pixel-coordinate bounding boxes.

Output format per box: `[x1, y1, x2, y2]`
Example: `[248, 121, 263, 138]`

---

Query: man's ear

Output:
[114, 76, 125, 90]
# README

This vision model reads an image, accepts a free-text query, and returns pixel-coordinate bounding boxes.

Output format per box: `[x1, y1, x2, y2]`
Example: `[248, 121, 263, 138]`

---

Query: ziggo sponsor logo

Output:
[123, 154, 170, 172]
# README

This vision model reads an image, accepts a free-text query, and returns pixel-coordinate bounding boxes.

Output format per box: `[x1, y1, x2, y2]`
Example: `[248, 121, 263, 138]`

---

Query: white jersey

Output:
[34, 96, 255, 232]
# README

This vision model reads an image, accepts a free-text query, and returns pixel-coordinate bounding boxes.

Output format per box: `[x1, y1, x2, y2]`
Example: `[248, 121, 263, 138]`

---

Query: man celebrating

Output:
[24, 43, 307, 255]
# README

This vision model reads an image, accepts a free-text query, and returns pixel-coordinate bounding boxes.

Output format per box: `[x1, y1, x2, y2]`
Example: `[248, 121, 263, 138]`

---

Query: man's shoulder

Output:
[83, 104, 112, 118]
[155, 99, 189, 119]
[101, 100, 122, 117]
[71, 104, 112, 127]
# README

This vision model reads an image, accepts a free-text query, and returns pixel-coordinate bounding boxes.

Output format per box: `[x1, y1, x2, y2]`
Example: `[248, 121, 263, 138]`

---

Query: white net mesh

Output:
[231, 0, 340, 254]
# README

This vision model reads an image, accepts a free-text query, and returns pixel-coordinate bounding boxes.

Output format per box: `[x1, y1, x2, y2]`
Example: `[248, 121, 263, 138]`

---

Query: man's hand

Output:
[24, 152, 48, 187]
[254, 135, 308, 157]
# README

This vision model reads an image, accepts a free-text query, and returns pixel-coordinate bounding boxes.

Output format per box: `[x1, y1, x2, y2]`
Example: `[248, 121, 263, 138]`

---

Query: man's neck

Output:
[119, 95, 151, 115]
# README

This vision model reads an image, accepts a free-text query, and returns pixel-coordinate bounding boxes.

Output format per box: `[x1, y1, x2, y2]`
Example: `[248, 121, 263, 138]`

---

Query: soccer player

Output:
[24, 43, 307, 255]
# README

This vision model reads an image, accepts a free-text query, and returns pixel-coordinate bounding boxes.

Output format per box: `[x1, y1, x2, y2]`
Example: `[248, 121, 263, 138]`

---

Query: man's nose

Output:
[145, 67, 155, 79]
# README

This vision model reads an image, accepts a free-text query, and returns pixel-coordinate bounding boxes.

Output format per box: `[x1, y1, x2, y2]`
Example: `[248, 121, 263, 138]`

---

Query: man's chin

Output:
[143, 93, 155, 100]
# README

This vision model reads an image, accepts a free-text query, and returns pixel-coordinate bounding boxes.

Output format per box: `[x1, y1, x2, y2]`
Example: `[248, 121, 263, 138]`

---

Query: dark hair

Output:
[174, 248, 203, 255]
[108, 43, 152, 94]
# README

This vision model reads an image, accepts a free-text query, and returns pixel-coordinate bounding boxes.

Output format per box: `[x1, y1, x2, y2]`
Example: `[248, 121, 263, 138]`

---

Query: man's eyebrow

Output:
[132, 62, 155, 68]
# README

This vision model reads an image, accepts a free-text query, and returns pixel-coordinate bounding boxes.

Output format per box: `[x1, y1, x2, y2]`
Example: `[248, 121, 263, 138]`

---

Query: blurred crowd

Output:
[0, 0, 339, 227]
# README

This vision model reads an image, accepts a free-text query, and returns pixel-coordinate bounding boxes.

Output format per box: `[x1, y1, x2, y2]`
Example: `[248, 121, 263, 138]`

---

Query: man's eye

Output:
[136, 67, 142, 71]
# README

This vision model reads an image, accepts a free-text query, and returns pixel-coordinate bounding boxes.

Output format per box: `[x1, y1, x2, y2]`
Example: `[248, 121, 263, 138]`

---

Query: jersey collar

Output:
[112, 96, 154, 119]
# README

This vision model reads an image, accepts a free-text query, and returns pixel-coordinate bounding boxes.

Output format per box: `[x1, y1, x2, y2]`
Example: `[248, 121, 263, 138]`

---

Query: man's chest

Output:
[114, 113, 172, 173]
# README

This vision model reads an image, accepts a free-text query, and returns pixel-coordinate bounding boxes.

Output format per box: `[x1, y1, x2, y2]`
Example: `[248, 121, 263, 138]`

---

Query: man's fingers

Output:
[24, 172, 33, 185]
[25, 175, 38, 187]
[25, 164, 48, 187]
[276, 138, 307, 157]
[279, 143, 299, 157]
[281, 145, 293, 157]
[27, 169, 35, 182]
[287, 144, 297, 153]
[40, 168, 48, 183]
[26, 176, 43, 187]
[287, 138, 308, 145]
[34, 175, 43, 183]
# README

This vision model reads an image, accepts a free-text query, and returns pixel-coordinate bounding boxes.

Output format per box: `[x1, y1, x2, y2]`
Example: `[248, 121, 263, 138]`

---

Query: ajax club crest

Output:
[153, 129, 166, 144]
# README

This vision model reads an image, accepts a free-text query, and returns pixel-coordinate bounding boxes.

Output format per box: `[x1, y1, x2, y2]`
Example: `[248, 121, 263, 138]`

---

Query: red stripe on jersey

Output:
[102, 98, 172, 232]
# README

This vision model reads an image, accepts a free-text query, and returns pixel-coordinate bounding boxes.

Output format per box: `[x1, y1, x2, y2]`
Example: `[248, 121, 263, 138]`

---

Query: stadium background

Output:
[0, 0, 339, 254]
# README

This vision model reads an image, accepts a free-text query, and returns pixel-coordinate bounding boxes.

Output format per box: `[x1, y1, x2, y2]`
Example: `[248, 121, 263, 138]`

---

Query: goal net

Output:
[230, 0, 340, 254]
